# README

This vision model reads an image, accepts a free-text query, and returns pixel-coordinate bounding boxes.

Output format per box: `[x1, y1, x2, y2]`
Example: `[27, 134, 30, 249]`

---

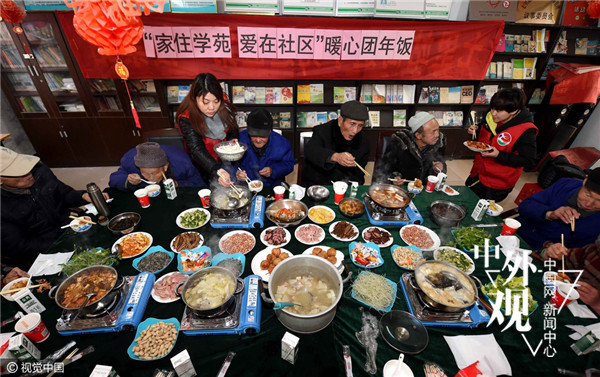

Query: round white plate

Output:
[329, 221, 359, 242]
[170, 232, 204, 254]
[112, 232, 153, 259]
[308, 205, 336, 225]
[260, 226, 291, 247]
[463, 140, 492, 152]
[294, 224, 326, 245]
[362, 226, 394, 248]
[219, 230, 256, 254]
[250, 247, 292, 283]
[175, 208, 211, 230]
[302, 246, 344, 271]
[433, 246, 475, 275]
[399, 224, 440, 252]
[151, 271, 189, 303]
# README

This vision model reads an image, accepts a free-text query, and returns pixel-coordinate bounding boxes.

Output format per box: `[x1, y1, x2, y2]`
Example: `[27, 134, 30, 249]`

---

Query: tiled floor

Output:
[52, 158, 538, 211]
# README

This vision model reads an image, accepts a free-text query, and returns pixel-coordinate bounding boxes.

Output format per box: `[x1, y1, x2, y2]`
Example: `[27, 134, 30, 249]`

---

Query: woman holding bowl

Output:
[176, 73, 238, 186]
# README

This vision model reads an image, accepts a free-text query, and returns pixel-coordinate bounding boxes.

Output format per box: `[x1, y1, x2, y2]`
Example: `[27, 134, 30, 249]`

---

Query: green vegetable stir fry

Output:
[481, 275, 538, 315]
[180, 210, 208, 228]
[61, 247, 120, 276]
[436, 248, 473, 272]
[453, 226, 492, 252]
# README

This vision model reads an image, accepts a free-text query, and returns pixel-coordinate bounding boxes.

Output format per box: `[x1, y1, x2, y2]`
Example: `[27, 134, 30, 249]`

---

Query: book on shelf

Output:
[281, 87, 293, 104]
[345, 87, 357, 102]
[439, 87, 449, 104]
[505, 34, 514, 52]
[512, 83, 524, 89]
[280, 112, 292, 128]
[575, 38, 588, 55]
[496, 33, 505, 51]
[588, 40, 598, 55]
[528, 88, 545, 105]
[316, 111, 328, 125]
[167, 86, 179, 103]
[360, 84, 373, 103]
[255, 87, 266, 104]
[235, 111, 248, 127]
[489, 61, 497, 79]
[394, 85, 404, 104]
[297, 84, 311, 104]
[402, 85, 415, 104]
[232, 86, 245, 104]
[502, 62, 512, 79]
[7, 72, 35, 91]
[244, 87, 256, 104]
[554, 31, 568, 54]
[372, 84, 386, 103]
[333, 87, 345, 104]
[428, 86, 440, 104]
[447, 86, 461, 104]
[178, 85, 190, 103]
[272, 87, 282, 104]
[328, 111, 339, 121]
[393, 109, 407, 127]
[442, 111, 463, 127]
[265, 87, 274, 104]
[418, 87, 429, 104]
[310, 84, 324, 104]
[271, 112, 280, 128]
[307, 112, 318, 127]
[512, 59, 524, 79]
[368, 111, 380, 128]
[385, 85, 394, 103]
[523, 57, 537, 80]
[461, 85, 473, 104]
[297, 112, 308, 128]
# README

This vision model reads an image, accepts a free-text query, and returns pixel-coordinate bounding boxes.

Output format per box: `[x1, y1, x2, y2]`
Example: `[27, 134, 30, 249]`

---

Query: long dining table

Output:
[2, 185, 599, 377]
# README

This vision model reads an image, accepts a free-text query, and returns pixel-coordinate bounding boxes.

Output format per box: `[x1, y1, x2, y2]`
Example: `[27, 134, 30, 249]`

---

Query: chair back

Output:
[297, 131, 313, 186]
[142, 128, 185, 151]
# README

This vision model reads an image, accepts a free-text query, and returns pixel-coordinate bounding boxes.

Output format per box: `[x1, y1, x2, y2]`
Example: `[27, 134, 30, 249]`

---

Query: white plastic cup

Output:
[134, 188, 150, 208]
[333, 181, 348, 204]
[198, 189, 211, 208]
[274, 186, 285, 200]
[425, 175, 438, 193]
[15, 313, 49, 343]
[501, 218, 521, 235]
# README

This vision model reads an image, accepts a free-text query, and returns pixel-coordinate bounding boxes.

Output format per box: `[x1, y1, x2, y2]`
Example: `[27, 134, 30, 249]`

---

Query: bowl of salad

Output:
[176, 208, 211, 230]
[433, 247, 475, 274]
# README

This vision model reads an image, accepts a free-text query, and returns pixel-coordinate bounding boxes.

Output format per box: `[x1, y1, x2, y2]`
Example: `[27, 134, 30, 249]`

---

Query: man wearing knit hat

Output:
[302, 100, 371, 185]
[374, 112, 446, 184]
[517, 167, 600, 250]
[109, 142, 204, 191]
[235, 109, 294, 187]
[1, 147, 102, 269]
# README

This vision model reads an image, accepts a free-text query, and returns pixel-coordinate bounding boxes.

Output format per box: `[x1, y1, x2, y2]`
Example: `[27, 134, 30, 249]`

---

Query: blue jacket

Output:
[517, 178, 600, 250]
[109, 145, 205, 191]
[238, 130, 294, 187]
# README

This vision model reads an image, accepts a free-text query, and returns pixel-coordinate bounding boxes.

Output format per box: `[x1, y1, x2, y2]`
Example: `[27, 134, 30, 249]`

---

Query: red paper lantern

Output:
[0, 0, 26, 24]
[588, 0, 600, 19]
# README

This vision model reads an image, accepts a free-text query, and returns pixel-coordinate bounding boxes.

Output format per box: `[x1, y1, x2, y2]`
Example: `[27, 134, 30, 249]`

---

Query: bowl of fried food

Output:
[338, 197, 365, 219]
[108, 212, 141, 236]
[407, 179, 423, 194]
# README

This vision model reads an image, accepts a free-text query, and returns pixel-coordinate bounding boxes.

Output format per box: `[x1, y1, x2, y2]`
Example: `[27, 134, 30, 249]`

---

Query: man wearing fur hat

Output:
[109, 142, 204, 191]
[374, 112, 446, 184]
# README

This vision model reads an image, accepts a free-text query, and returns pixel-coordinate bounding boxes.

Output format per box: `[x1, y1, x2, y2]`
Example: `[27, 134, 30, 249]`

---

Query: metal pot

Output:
[366, 183, 413, 209]
[178, 266, 243, 318]
[266, 255, 346, 334]
[51, 265, 123, 316]
[428, 201, 467, 228]
[413, 260, 477, 312]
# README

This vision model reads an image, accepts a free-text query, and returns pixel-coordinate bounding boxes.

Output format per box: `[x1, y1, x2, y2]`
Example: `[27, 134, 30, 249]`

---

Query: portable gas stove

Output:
[181, 275, 262, 336]
[399, 273, 490, 328]
[210, 195, 265, 229]
[364, 197, 424, 226]
[56, 272, 154, 335]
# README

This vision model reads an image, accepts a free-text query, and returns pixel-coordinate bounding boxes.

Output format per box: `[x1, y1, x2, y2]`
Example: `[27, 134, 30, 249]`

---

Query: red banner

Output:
[57, 12, 503, 81]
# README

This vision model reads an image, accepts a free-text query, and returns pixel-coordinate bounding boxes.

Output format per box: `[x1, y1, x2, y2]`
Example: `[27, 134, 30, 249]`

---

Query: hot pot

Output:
[428, 200, 467, 228]
[211, 185, 254, 218]
[366, 183, 413, 210]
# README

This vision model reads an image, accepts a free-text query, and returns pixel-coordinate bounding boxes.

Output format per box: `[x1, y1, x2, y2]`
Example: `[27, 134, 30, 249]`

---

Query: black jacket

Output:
[178, 115, 239, 178]
[1, 163, 87, 269]
[374, 128, 447, 183]
[302, 119, 370, 186]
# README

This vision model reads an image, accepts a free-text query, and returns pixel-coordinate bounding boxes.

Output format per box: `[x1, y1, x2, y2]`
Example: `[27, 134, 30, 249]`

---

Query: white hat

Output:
[0, 147, 39, 177]
[408, 112, 435, 133]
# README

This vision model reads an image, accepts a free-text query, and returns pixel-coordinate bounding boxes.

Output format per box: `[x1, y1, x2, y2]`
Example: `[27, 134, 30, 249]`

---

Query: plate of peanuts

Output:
[127, 317, 179, 361]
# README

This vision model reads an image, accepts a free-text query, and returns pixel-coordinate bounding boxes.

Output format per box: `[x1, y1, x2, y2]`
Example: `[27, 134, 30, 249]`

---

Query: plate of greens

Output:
[61, 247, 120, 276]
[452, 227, 493, 253]
[433, 247, 475, 274]
[481, 275, 538, 317]
[176, 208, 211, 230]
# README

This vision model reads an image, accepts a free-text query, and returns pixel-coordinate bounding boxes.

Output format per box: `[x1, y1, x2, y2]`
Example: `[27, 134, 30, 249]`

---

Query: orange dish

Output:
[466, 141, 490, 150]
[120, 233, 151, 258]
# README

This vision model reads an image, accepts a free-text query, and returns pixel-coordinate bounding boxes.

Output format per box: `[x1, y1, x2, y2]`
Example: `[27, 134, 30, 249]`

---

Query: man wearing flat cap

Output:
[109, 142, 204, 191]
[0, 147, 103, 269]
[302, 100, 371, 186]
[374, 112, 446, 184]
[235, 109, 294, 187]
[517, 167, 600, 250]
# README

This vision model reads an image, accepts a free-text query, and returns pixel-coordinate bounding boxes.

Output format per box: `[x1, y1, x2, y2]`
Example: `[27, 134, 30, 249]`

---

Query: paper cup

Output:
[425, 175, 438, 193]
[274, 186, 285, 200]
[333, 181, 348, 204]
[550, 282, 580, 308]
[134, 188, 150, 208]
[15, 313, 49, 343]
[198, 189, 211, 208]
[501, 218, 521, 235]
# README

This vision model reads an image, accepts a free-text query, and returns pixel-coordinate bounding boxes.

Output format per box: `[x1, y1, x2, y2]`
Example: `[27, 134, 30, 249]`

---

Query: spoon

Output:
[139, 178, 156, 184]
[273, 302, 302, 310]
[73, 292, 96, 319]
[227, 196, 240, 208]
[391, 353, 405, 377]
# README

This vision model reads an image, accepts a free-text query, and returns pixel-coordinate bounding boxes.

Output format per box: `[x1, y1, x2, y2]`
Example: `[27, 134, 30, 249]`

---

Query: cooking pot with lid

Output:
[366, 183, 413, 209]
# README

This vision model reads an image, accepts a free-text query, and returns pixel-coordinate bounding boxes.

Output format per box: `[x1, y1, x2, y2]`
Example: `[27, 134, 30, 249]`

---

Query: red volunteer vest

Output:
[469, 121, 538, 189]
[177, 111, 226, 162]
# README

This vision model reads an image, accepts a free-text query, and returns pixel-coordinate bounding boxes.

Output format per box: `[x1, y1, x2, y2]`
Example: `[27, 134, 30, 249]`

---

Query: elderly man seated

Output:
[517, 167, 600, 250]
[109, 142, 204, 191]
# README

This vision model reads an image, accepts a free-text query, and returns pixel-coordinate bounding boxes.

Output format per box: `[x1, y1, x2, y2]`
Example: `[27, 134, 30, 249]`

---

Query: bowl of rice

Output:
[214, 140, 248, 162]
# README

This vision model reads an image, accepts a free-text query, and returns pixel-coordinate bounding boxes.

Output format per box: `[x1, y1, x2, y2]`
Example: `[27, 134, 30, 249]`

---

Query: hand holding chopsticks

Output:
[217, 170, 242, 196]
[237, 167, 251, 184]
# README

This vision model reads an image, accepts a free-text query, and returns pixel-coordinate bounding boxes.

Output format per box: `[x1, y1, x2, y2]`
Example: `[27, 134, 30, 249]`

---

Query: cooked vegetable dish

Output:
[184, 271, 235, 310]
[60, 270, 117, 308]
[180, 210, 208, 228]
[435, 248, 473, 272]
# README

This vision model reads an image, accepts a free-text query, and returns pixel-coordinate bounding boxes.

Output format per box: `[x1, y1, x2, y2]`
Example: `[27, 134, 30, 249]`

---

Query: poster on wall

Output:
[468, 0, 518, 21]
[425, 0, 452, 19]
[224, 0, 279, 13]
[282, 0, 335, 16]
[335, 0, 375, 17]
[170, 0, 217, 13]
[374, 0, 425, 18]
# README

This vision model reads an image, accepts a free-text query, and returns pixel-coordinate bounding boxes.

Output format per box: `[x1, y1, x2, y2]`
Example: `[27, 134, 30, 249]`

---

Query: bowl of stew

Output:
[108, 212, 141, 236]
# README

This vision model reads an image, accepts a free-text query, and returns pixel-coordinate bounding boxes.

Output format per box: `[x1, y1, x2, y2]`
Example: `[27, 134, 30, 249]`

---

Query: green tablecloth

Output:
[3, 186, 598, 376]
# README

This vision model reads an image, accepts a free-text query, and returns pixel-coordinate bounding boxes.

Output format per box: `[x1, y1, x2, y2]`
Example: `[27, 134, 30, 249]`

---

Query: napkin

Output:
[444, 334, 512, 376]
[27, 252, 74, 276]
[83, 198, 114, 215]
[567, 302, 598, 319]
[289, 184, 305, 200]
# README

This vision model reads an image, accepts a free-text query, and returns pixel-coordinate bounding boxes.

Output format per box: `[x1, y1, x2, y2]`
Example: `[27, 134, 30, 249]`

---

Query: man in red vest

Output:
[466, 88, 538, 202]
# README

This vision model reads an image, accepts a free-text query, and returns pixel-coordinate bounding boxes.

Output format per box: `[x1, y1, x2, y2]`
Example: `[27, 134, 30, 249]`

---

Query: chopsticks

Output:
[47, 348, 78, 377]
[0, 284, 42, 295]
[571, 217, 575, 232]
[68, 216, 96, 225]
[237, 167, 251, 184]
[217, 170, 243, 196]
[354, 161, 371, 177]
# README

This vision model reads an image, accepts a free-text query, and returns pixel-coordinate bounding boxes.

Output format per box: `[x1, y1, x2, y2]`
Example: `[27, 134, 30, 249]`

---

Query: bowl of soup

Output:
[248, 180, 263, 193]
[146, 184, 161, 197]
[268, 255, 343, 334]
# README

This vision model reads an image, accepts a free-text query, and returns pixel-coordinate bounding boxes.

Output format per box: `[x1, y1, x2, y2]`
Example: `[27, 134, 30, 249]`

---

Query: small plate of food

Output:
[442, 185, 459, 196]
[260, 226, 291, 247]
[308, 205, 336, 224]
[151, 271, 188, 303]
[176, 208, 210, 230]
[170, 231, 204, 254]
[219, 230, 256, 254]
[391, 245, 424, 271]
[177, 246, 211, 274]
[463, 140, 492, 152]
[250, 247, 292, 282]
[133, 246, 174, 275]
[329, 221, 359, 242]
[362, 226, 393, 248]
[127, 318, 180, 361]
[302, 246, 344, 271]
[433, 247, 475, 274]
[399, 224, 440, 252]
[112, 232, 153, 259]
[295, 224, 325, 245]
[349, 241, 383, 268]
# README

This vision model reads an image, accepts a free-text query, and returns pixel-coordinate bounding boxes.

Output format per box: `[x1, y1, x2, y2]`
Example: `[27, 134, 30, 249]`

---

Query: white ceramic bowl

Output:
[1, 277, 30, 302]
[407, 181, 423, 194]
[486, 202, 503, 216]
[146, 184, 161, 197]
[248, 180, 263, 193]
[70, 216, 92, 232]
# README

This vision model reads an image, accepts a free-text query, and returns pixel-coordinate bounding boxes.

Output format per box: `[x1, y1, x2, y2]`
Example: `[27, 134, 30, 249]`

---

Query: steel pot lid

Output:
[379, 310, 429, 354]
